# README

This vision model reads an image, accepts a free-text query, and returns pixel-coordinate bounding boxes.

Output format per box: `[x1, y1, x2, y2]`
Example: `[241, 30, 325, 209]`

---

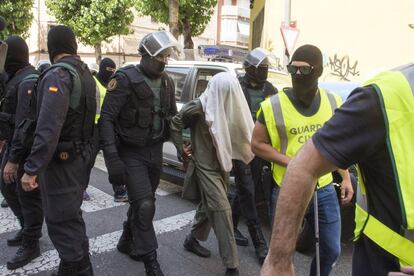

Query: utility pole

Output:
[283, 0, 291, 68]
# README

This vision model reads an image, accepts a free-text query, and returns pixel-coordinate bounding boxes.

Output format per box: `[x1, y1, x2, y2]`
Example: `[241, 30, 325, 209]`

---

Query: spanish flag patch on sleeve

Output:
[49, 86, 58, 93]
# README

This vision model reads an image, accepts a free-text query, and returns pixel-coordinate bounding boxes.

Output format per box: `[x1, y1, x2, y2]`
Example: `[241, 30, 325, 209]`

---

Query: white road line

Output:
[0, 193, 21, 235]
[0, 210, 196, 276]
[81, 186, 125, 213]
[156, 180, 182, 196]
[93, 152, 107, 173]
[0, 186, 125, 235]
[94, 153, 183, 197]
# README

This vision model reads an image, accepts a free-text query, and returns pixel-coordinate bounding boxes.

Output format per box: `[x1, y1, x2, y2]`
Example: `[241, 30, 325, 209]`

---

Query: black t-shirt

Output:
[313, 86, 403, 232]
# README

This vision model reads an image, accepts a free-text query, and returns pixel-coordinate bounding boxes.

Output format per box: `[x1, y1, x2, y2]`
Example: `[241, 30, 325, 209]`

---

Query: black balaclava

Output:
[139, 55, 165, 79]
[244, 62, 268, 89]
[290, 44, 323, 106]
[47, 25, 77, 63]
[97, 58, 116, 86]
[4, 36, 30, 77]
[139, 48, 171, 79]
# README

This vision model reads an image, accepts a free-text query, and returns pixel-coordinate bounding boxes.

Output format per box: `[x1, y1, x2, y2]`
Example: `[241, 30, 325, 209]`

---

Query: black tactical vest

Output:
[115, 65, 174, 147]
[238, 75, 278, 111]
[35, 58, 96, 142]
[0, 66, 39, 140]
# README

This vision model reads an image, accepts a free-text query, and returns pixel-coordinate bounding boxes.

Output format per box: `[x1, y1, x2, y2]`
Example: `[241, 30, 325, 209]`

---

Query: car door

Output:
[162, 66, 192, 167]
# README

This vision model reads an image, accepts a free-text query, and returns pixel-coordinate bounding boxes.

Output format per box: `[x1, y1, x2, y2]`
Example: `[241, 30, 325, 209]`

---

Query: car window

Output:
[194, 69, 225, 98]
[165, 67, 190, 102]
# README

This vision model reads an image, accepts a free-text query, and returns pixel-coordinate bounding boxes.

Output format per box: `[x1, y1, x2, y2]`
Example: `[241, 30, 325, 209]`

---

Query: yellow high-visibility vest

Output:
[260, 88, 342, 188]
[355, 64, 414, 266]
[94, 76, 106, 124]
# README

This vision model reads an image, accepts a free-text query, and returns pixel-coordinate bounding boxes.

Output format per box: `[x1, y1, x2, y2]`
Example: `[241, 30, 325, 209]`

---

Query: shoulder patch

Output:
[49, 86, 58, 93]
[107, 79, 117, 92]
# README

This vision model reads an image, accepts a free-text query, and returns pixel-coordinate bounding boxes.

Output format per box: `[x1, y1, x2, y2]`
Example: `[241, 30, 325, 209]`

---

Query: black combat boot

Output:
[247, 222, 268, 265]
[142, 251, 164, 276]
[117, 221, 141, 261]
[52, 256, 93, 276]
[232, 213, 248, 246]
[7, 229, 23, 246]
[234, 228, 248, 247]
[6, 237, 40, 269]
[1, 198, 8, 208]
[225, 268, 239, 276]
[77, 255, 94, 276]
[52, 261, 77, 276]
[183, 233, 211, 258]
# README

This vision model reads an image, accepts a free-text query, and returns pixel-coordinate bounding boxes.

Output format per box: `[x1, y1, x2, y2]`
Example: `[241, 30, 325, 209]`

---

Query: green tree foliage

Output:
[46, 0, 135, 63]
[0, 0, 34, 40]
[136, 0, 217, 49]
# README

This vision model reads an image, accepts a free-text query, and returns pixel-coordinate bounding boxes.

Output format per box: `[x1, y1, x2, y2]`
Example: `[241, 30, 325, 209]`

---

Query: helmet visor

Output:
[141, 31, 183, 57]
[245, 47, 278, 68]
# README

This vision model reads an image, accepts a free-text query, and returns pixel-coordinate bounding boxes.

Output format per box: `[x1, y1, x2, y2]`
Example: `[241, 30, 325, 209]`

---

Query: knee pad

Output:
[132, 198, 155, 231]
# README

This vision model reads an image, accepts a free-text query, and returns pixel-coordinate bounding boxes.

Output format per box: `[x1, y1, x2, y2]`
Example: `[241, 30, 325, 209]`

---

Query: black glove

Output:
[105, 152, 127, 186]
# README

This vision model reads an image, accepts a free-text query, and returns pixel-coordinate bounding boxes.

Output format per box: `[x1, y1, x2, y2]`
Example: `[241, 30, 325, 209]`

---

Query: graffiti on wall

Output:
[326, 54, 360, 81]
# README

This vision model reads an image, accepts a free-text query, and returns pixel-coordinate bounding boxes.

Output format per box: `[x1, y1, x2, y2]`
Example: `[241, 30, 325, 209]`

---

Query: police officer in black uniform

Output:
[0, 35, 43, 270]
[20, 25, 96, 276]
[99, 31, 181, 276]
[231, 47, 277, 264]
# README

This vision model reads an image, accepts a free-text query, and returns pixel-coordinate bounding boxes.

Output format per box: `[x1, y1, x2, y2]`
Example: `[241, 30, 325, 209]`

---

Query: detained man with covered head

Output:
[169, 72, 254, 276]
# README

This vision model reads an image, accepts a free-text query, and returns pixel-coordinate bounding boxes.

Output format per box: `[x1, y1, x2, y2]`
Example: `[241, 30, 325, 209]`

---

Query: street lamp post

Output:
[283, 0, 291, 68]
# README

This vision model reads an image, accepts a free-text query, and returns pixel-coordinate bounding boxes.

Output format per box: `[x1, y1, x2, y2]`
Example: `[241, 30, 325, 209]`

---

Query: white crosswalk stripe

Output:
[81, 186, 124, 212]
[0, 210, 195, 276]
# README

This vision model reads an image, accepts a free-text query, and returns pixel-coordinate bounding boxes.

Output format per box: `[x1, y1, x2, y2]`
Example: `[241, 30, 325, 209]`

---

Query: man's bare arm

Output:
[251, 121, 290, 167]
[337, 169, 354, 204]
[261, 139, 338, 276]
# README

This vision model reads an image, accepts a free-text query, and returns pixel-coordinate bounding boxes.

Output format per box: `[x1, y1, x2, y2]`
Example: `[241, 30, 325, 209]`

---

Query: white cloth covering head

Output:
[199, 72, 255, 172]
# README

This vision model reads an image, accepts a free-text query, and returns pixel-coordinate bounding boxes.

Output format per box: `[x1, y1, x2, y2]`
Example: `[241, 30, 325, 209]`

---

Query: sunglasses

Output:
[287, 64, 314, 75]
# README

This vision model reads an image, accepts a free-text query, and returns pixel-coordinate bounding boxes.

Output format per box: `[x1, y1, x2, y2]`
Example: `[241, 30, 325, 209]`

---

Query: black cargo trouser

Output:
[118, 142, 163, 256]
[1, 149, 23, 223]
[231, 157, 271, 225]
[1, 147, 44, 240]
[39, 144, 92, 262]
[16, 169, 43, 240]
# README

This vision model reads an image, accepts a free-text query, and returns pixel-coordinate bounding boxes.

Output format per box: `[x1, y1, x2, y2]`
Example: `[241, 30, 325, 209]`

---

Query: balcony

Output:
[221, 5, 250, 19]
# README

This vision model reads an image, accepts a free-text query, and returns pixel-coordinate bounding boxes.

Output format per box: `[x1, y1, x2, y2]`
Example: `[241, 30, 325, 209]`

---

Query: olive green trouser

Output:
[190, 167, 239, 269]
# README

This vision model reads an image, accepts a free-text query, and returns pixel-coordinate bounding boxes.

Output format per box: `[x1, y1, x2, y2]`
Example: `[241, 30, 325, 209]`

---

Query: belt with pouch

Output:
[54, 141, 90, 162]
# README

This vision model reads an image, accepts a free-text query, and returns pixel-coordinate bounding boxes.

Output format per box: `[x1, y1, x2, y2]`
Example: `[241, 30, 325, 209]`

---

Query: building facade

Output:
[250, 0, 414, 82]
